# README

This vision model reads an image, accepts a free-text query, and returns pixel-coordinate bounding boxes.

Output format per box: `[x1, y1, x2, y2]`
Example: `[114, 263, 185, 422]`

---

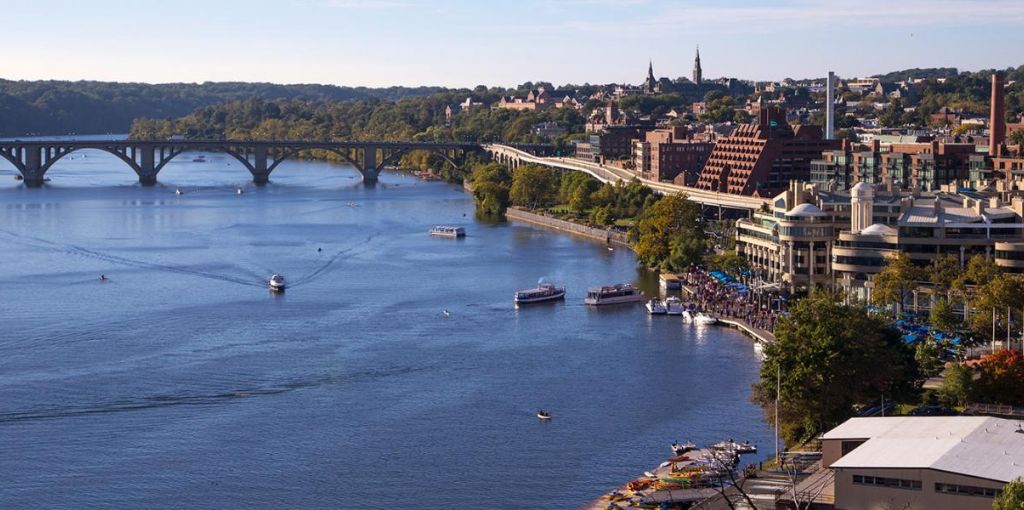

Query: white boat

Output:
[430, 225, 465, 238]
[665, 296, 685, 315]
[713, 440, 757, 455]
[671, 441, 696, 455]
[681, 310, 694, 323]
[236, 188, 244, 195]
[175, 188, 184, 195]
[645, 299, 667, 315]
[584, 283, 643, 306]
[693, 312, 718, 325]
[753, 341, 766, 361]
[536, 410, 552, 420]
[515, 283, 566, 305]
[269, 274, 286, 292]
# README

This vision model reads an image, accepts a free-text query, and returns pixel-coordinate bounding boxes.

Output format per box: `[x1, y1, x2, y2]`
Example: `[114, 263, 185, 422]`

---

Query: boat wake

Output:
[0, 363, 429, 425]
[287, 234, 376, 287]
[0, 229, 372, 288]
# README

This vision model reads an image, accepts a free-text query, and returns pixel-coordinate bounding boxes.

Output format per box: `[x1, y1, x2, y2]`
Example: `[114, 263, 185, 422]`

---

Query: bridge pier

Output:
[22, 174, 46, 188]
[138, 174, 158, 186]
[252, 173, 271, 186]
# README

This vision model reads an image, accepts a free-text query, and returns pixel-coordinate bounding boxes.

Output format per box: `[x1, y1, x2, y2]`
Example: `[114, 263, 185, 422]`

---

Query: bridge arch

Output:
[374, 147, 461, 175]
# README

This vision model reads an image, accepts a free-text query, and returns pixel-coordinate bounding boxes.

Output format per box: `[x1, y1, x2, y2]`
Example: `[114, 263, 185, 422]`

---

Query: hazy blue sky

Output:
[5, 0, 1024, 87]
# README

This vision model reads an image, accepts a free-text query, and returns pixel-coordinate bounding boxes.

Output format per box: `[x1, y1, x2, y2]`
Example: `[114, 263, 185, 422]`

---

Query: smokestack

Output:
[825, 71, 835, 140]
[990, 73, 1006, 156]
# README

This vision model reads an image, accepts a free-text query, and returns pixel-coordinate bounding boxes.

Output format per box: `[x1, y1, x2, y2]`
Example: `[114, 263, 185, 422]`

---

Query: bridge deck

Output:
[485, 144, 767, 211]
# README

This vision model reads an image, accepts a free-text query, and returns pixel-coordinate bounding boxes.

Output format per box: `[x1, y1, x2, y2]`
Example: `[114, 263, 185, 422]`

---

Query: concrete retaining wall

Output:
[505, 207, 631, 247]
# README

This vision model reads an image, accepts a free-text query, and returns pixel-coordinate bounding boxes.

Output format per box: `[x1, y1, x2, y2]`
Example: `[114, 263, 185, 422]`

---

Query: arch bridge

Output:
[0, 139, 508, 187]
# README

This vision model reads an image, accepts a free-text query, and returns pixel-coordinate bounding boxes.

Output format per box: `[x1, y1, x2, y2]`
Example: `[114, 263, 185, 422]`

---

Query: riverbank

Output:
[504, 207, 631, 248]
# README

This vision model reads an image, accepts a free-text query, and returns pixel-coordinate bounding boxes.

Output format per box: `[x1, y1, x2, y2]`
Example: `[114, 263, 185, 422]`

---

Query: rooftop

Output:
[826, 416, 1024, 483]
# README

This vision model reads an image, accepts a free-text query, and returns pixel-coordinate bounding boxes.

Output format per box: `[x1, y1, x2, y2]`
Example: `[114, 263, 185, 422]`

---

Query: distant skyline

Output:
[5, 0, 1024, 88]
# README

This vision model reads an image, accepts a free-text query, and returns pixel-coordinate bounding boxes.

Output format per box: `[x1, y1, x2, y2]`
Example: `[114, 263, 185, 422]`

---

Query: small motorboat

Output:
[99, 274, 108, 282]
[665, 296, 685, 315]
[193, 155, 206, 163]
[442, 308, 450, 318]
[646, 299, 667, 315]
[175, 188, 184, 195]
[268, 274, 286, 293]
[681, 310, 694, 323]
[671, 441, 695, 455]
[14, 174, 23, 181]
[236, 188, 244, 195]
[536, 410, 552, 420]
[693, 312, 718, 326]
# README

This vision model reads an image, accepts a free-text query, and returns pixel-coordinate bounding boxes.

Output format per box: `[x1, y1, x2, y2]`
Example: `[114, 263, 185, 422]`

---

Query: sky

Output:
[4, 0, 1024, 88]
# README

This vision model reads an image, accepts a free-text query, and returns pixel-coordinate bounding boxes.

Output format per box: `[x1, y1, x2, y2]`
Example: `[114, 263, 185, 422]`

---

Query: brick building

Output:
[694, 107, 839, 196]
[631, 127, 713, 183]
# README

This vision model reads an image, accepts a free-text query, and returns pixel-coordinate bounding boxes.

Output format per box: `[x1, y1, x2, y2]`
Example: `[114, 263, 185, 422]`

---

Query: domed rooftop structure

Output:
[786, 203, 827, 217]
[851, 181, 875, 197]
[860, 223, 896, 236]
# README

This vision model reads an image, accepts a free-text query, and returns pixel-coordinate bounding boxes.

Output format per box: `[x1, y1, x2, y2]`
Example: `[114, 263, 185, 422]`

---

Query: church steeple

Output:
[644, 59, 657, 93]
[693, 45, 703, 86]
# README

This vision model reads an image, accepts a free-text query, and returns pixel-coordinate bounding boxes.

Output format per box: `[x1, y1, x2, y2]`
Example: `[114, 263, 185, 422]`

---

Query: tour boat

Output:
[536, 410, 552, 420]
[268, 274, 286, 293]
[584, 283, 643, 306]
[645, 298, 668, 315]
[430, 225, 465, 238]
[671, 441, 696, 455]
[665, 296, 685, 315]
[514, 283, 566, 305]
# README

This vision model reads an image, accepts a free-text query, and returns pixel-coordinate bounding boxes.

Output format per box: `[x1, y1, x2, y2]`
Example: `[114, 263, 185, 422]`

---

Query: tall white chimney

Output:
[825, 71, 835, 140]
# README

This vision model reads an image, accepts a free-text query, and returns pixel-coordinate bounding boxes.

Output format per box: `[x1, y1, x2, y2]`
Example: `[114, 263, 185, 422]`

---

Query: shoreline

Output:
[503, 207, 632, 248]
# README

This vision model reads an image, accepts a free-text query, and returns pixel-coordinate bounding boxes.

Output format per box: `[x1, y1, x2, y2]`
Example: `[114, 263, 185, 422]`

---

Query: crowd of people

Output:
[681, 268, 784, 335]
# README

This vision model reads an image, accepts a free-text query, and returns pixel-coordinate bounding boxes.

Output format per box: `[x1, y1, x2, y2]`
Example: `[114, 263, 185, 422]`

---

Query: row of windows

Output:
[996, 250, 1024, 261]
[852, 475, 921, 490]
[934, 482, 1002, 498]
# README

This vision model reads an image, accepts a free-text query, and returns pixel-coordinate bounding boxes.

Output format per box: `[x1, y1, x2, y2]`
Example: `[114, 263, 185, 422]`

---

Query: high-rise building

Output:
[694, 107, 839, 196]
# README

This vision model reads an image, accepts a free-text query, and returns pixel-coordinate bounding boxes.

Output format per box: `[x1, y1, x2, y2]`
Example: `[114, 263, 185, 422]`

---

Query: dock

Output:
[680, 282, 776, 345]
[718, 317, 775, 345]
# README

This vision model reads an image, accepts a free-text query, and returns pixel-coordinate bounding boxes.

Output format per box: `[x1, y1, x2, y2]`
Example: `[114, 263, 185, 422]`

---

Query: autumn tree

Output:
[971, 349, 1024, 406]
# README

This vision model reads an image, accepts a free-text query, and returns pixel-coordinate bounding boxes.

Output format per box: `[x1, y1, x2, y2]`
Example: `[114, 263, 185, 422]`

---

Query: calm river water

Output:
[0, 149, 771, 509]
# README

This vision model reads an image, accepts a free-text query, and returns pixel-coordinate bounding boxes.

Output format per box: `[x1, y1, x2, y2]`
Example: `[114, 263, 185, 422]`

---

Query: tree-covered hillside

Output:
[0, 80, 445, 137]
[129, 94, 586, 145]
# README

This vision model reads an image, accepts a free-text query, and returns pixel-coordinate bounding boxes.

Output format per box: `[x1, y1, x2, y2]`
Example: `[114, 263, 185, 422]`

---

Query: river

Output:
[0, 148, 772, 509]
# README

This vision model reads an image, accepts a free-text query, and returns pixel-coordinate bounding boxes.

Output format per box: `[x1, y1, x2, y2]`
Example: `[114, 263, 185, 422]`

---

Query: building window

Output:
[852, 475, 922, 490]
[934, 483, 1002, 498]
